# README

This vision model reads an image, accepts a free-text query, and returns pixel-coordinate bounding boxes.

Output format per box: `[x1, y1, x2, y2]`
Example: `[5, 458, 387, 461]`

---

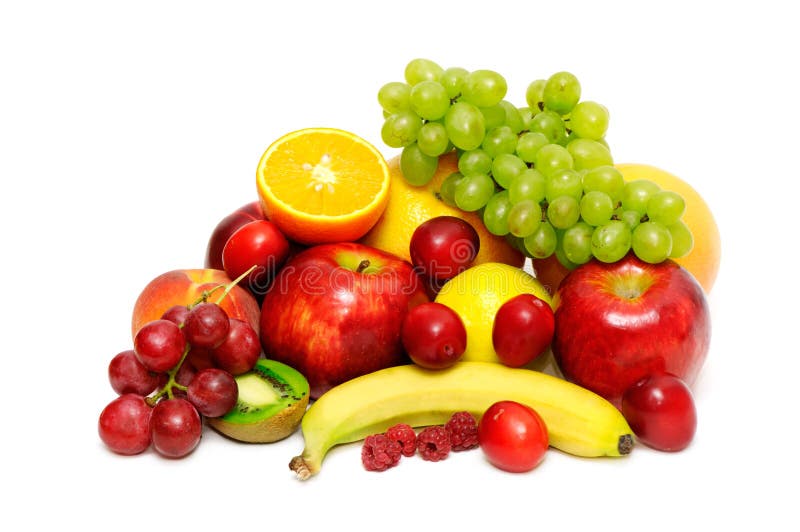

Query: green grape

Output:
[567, 138, 613, 171]
[621, 179, 661, 215]
[461, 69, 507, 108]
[518, 107, 535, 130]
[591, 220, 632, 263]
[561, 221, 594, 265]
[582, 165, 625, 202]
[535, 144, 573, 177]
[491, 153, 527, 189]
[444, 102, 486, 150]
[632, 221, 672, 263]
[545, 169, 583, 201]
[483, 190, 513, 235]
[555, 242, 578, 270]
[667, 220, 694, 258]
[400, 143, 438, 186]
[529, 110, 567, 144]
[617, 208, 643, 230]
[547, 195, 580, 229]
[569, 101, 609, 140]
[499, 101, 525, 134]
[377, 82, 411, 114]
[508, 168, 546, 205]
[409, 80, 450, 120]
[543, 72, 581, 115]
[481, 126, 518, 158]
[454, 173, 495, 212]
[507, 200, 541, 238]
[458, 149, 492, 176]
[516, 132, 549, 163]
[405, 58, 443, 85]
[580, 190, 615, 226]
[440, 67, 468, 98]
[381, 111, 422, 148]
[438, 172, 463, 207]
[416, 122, 450, 157]
[646, 190, 686, 226]
[480, 104, 506, 130]
[525, 79, 546, 112]
[524, 221, 557, 258]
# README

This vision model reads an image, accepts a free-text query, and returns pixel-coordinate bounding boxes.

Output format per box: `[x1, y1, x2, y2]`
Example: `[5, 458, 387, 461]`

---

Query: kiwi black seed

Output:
[207, 358, 309, 443]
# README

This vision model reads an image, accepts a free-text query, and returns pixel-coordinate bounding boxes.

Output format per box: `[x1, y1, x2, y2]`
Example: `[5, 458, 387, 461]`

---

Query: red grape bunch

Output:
[98, 295, 261, 459]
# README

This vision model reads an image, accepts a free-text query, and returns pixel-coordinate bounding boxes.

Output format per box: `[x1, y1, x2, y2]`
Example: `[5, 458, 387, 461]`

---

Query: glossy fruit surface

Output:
[211, 318, 261, 375]
[222, 219, 290, 297]
[400, 302, 466, 369]
[409, 216, 479, 281]
[359, 152, 524, 268]
[205, 201, 266, 270]
[256, 128, 390, 245]
[621, 373, 697, 452]
[108, 350, 162, 396]
[149, 398, 202, 458]
[98, 394, 152, 455]
[133, 319, 186, 372]
[478, 400, 549, 473]
[187, 368, 238, 418]
[183, 302, 230, 349]
[492, 294, 554, 367]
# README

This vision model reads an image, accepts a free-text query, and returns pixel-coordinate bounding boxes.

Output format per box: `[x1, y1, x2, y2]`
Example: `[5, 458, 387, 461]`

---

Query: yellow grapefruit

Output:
[359, 151, 525, 268]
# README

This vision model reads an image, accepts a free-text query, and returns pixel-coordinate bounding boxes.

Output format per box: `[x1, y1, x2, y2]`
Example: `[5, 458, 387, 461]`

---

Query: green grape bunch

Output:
[377, 58, 693, 268]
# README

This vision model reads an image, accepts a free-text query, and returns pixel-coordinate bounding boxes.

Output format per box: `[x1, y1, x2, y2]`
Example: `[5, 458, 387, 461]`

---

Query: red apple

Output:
[259, 242, 430, 398]
[551, 253, 710, 409]
[205, 201, 266, 270]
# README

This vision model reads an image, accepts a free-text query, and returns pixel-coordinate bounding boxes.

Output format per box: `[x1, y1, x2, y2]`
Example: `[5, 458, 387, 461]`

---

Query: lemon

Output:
[434, 262, 552, 365]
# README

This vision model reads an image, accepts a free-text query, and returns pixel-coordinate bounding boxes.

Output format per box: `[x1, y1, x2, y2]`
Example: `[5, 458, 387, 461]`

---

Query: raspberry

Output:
[361, 434, 402, 472]
[386, 423, 417, 457]
[416, 425, 451, 461]
[445, 411, 479, 451]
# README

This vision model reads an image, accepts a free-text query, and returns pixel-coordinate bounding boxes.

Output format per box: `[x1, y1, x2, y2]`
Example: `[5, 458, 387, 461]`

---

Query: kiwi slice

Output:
[208, 358, 309, 443]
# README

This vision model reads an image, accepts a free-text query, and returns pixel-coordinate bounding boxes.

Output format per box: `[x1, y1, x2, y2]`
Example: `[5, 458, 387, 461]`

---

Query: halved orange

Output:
[256, 128, 391, 245]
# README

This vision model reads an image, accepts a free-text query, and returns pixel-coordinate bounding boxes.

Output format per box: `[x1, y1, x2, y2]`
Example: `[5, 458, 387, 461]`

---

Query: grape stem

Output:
[187, 265, 258, 309]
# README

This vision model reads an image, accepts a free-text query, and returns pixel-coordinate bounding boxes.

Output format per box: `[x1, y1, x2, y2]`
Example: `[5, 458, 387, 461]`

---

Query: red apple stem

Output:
[356, 259, 370, 274]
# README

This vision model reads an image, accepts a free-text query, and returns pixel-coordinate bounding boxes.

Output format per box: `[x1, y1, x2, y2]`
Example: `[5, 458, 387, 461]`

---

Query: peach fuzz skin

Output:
[131, 269, 261, 339]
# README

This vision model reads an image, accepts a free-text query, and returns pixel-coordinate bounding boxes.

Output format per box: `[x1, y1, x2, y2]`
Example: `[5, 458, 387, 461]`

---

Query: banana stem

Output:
[289, 456, 313, 480]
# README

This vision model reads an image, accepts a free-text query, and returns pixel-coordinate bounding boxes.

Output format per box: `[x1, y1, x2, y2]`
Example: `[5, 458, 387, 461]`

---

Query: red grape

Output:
[222, 219, 290, 296]
[98, 394, 152, 455]
[108, 349, 162, 396]
[409, 216, 480, 281]
[150, 398, 202, 458]
[212, 318, 261, 375]
[133, 319, 187, 372]
[492, 294, 555, 367]
[621, 373, 697, 452]
[183, 302, 230, 349]
[400, 302, 466, 369]
[478, 400, 549, 473]
[205, 201, 266, 270]
[187, 368, 238, 417]
[160, 304, 190, 327]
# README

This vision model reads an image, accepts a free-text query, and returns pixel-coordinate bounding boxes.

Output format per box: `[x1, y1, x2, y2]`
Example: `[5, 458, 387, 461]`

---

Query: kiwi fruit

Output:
[208, 358, 309, 443]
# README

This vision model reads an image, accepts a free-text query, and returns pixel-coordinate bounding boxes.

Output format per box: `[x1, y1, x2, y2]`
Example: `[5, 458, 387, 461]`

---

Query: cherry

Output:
[409, 216, 480, 281]
[621, 373, 697, 452]
[205, 201, 266, 271]
[400, 302, 466, 369]
[478, 400, 549, 473]
[222, 220, 290, 297]
[492, 294, 555, 367]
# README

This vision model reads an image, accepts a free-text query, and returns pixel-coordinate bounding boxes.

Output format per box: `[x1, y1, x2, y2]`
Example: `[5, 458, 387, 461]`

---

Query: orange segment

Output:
[256, 128, 390, 245]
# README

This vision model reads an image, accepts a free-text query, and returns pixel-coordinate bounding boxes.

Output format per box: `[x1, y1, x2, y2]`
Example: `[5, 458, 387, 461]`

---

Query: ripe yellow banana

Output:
[289, 361, 633, 479]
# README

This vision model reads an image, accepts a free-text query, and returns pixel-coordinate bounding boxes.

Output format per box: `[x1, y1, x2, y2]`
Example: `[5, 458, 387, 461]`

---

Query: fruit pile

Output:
[97, 58, 719, 481]
[379, 59, 695, 268]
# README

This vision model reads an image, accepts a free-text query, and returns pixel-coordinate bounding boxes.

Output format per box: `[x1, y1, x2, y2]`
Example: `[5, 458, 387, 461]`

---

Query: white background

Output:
[2, 1, 797, 530]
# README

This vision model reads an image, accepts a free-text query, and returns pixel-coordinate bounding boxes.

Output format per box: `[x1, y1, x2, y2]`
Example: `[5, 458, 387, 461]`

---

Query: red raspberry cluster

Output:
[361, 411, 479, 472]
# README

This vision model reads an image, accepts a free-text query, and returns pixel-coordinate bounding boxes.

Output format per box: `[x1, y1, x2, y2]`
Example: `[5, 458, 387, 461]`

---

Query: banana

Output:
[289, 361, 633, 479]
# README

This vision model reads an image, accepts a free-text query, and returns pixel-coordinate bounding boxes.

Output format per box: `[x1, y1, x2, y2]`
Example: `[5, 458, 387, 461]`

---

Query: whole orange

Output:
[359, 152, 525, 269]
